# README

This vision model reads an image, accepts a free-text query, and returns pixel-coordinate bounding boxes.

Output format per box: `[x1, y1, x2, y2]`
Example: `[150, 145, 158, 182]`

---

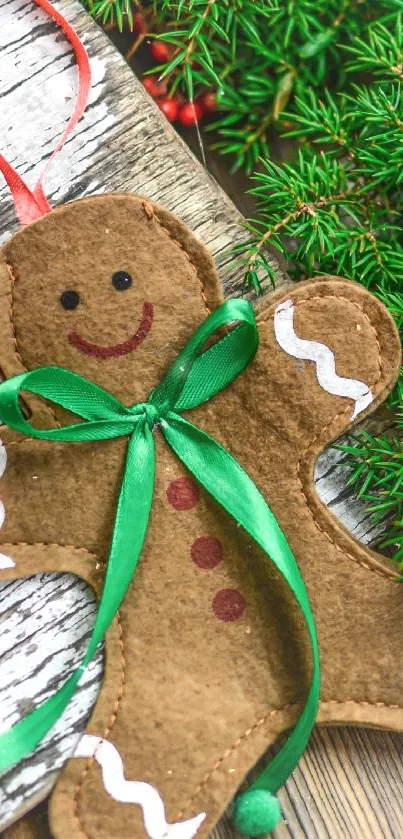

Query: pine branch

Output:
[149, 1, 278, 98]
[345, 14, 403, 80]
[338, 431, 403, 567]
[206, 1, 397, 171]
[236, 14, 403, 292]
[240, 147, 369, 278]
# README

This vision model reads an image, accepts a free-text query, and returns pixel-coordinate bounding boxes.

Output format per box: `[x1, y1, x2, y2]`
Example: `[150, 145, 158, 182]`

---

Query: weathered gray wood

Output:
[0, 0, 402, 836]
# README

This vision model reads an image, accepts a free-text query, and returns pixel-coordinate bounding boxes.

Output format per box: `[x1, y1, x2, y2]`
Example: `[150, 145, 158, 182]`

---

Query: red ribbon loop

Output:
[0, 0, 91, 225]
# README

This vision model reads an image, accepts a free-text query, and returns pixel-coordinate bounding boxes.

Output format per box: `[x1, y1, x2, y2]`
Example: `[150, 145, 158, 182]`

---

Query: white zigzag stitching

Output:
[274, 299, 374, 419]
[74, 734, 206, 839]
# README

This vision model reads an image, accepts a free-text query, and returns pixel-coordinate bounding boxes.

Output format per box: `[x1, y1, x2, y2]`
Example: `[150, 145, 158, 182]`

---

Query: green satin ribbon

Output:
[0, 298, 319, 814]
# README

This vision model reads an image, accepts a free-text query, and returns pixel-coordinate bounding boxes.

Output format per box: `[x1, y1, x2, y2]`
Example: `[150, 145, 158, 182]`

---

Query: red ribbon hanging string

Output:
[0, 0, 91, 225]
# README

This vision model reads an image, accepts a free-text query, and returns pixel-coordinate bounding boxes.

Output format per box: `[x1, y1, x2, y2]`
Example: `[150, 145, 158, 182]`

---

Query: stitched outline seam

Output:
[6, 261, 61, 428]
[6, 262, 25, 368]
[141, 201, 211, 315]
[175, 697, 403, 820]
[259, 294, 396, 583]
[73, 609, 125, 838]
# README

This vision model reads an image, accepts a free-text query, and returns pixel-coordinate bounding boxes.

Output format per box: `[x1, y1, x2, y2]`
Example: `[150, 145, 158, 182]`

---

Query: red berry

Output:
[133, 12, 146, 34]
[198, 91, 217, 114]
[150, 41, 169, 63]
[158, 96, 179, 122]
[178, 101, 204, 127]
[142, 75, 164, 98]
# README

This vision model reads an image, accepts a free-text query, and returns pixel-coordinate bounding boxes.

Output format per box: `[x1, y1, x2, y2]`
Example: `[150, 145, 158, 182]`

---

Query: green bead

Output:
[234, 790, 282, 836]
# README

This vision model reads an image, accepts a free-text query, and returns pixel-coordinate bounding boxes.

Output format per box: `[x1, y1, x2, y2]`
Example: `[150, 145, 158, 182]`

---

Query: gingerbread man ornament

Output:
[2, 2, 403, 837]
[0, 191, 403, 839]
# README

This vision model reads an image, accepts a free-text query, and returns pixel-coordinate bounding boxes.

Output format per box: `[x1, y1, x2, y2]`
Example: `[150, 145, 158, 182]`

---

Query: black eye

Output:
[60, 290, 80, 310]
[112, 271, 132, 291]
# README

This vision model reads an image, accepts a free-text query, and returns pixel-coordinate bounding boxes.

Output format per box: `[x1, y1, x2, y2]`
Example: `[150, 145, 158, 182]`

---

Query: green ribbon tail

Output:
[0, 422, 155, 773]
[162, 413, 320, 792]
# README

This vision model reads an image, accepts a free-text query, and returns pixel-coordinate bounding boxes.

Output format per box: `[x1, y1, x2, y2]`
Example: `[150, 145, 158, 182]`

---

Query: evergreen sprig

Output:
[338, 431, 403, 566]
[154, 0, 277, 100]
[236, 10, 403, 291]
[87, 0, 137, 30]
[241, 80, 403, 289]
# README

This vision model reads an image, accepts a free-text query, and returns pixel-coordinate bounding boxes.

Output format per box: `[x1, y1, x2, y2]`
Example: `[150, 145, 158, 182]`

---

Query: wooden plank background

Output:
[0, 1, 402, 836]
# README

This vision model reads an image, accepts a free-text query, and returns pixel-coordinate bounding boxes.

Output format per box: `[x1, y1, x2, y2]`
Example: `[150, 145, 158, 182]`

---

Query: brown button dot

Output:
[166, 477, 199, 510]
[191, 536, 223, 570]
[212, 588, 246, 622]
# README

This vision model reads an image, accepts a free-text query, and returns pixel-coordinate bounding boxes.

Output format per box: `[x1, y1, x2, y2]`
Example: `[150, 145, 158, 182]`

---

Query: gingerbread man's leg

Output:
[0, 542, 122, 833]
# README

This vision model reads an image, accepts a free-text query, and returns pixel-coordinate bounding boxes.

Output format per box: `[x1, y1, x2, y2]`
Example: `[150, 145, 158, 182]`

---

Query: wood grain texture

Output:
[0, 0, 402, 836]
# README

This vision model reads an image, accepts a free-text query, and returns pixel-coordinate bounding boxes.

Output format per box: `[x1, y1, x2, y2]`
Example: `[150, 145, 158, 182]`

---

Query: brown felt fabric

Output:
[1, 194, 402, 839]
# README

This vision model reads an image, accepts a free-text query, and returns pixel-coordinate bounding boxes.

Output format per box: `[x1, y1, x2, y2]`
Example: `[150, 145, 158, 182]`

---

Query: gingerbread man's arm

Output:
[252, 277, 400, 577]
[256, 276, 400, 461]
[0, 542, 101, 588]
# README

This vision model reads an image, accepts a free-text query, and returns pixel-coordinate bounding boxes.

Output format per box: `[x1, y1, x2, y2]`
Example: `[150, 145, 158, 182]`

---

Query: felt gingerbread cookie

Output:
[1, 191, 403, 839]
[1, 4, 403, 839]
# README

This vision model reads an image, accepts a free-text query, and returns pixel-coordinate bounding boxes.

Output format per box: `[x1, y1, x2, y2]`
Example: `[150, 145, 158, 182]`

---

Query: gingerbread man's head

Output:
[0, 195, 222, 407]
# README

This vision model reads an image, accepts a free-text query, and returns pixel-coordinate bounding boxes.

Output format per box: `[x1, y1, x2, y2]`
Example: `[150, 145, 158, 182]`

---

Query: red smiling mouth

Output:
[68, 301, 154, 359]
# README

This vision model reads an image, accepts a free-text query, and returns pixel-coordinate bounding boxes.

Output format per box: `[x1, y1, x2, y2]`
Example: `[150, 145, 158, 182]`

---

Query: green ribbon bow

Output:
[0, 298, 319, 830]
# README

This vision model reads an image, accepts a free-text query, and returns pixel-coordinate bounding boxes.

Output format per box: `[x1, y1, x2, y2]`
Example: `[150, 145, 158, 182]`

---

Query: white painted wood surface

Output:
[0, 1, 402, 836]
